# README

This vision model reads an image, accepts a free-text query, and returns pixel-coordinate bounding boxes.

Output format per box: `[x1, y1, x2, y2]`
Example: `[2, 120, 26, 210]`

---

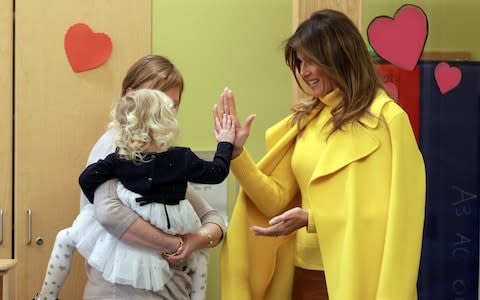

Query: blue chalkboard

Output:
[417, 61, 480, 300]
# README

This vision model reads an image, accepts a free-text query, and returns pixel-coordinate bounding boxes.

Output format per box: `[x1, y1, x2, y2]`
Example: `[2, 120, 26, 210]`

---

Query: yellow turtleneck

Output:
[291, 90, 340, 270]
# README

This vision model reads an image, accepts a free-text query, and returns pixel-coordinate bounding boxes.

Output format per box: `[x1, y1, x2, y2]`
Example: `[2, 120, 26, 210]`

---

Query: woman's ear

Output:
[126, 87, 133, 94]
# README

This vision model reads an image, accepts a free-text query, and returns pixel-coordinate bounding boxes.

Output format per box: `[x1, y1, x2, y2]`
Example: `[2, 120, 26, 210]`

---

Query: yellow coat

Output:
[221, 90, 426, 300]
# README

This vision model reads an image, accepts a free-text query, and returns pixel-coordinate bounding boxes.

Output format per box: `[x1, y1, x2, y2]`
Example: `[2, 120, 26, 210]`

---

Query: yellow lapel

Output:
[310, 122, 379, 180]
[258, 106, 322, 173]
[257, 89, 392, 181]
[310, 90, 392, 181]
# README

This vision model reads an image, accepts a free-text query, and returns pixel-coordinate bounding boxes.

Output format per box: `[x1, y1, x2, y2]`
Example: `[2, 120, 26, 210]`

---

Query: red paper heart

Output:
[64, 23, 112, 73]
[368, 5, 428, 71]
[434, 62, 462, 94]
[384, 82, 399, 102]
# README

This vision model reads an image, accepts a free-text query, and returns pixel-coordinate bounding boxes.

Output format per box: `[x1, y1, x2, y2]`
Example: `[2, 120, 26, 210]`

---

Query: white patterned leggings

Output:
[37, 228, 208, 300]
[38, 228, 75, 300]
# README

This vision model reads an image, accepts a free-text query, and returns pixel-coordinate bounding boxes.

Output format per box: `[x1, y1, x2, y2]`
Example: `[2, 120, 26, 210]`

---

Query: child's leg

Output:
[37, 228, 76, 300]
[189, 249, 209, 300]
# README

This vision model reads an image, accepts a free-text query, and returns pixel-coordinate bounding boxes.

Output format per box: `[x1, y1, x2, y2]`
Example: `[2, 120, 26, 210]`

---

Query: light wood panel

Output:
[0, 0, 13, 264]
[0, 259, 16, 300]
[293, 0, 362, 30]
[0, 1, 14, 298]
[421, 51, 472, 61]
[14, 1, 151, 299]
[291, 0, 363, 104]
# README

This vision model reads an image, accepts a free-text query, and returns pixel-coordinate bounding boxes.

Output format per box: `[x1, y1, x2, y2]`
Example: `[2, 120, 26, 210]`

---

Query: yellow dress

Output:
[221, 89, 426, 300]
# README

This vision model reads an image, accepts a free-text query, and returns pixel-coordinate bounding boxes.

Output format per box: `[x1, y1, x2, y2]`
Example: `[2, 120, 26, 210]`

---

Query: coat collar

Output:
[310, 121, 379, 180]
[357, 89, 391, 129]
[260, 106, 322, 173]
[263, 89, 392, 180]
[312, 89, 393, 180]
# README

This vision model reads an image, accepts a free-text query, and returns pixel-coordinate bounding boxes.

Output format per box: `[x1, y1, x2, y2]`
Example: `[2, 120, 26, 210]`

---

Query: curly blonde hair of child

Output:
[109, 89, 179, 161]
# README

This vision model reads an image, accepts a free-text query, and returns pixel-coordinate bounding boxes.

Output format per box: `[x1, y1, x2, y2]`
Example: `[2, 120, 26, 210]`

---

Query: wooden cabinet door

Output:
[0, 0, 13, 261]
[14, 1, 151, 299]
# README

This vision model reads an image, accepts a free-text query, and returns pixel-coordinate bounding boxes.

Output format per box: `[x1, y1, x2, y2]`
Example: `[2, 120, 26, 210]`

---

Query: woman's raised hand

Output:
[214, 114, 235, 144]
[213, 87, 256, 158]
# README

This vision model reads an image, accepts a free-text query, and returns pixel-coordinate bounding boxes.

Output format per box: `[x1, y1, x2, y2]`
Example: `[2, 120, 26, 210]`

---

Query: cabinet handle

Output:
[27, 209, 32, 245]
[0, 209, 3, 244]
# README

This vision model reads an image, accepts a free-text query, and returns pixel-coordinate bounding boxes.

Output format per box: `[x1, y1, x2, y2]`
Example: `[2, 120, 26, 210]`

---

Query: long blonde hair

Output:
[109, 89, 179, 161]
[285, 9, 383, 133]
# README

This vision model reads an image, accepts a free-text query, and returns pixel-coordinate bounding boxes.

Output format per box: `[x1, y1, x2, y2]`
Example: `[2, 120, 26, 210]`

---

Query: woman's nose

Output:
[299, 63, 309, 77]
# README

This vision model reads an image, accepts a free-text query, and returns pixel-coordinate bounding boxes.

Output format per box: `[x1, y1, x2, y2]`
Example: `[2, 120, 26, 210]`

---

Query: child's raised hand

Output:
[214, 113, 235, 144]
[213, 88, 255, 157]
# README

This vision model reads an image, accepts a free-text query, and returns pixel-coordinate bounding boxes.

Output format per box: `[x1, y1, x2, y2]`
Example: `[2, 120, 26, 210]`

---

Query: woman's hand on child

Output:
[164, 234, 194, 267]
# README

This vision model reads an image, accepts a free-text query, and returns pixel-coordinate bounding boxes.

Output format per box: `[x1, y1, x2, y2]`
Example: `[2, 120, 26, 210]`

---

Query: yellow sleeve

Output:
[231, 147, 299, 218]
[376, 112, 426, 299]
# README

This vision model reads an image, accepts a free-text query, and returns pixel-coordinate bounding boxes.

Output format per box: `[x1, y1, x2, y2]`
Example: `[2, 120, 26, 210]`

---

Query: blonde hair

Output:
[285, 9, 383, 133]
[121, 55, 184, 97]
[109, 89, 179, 161]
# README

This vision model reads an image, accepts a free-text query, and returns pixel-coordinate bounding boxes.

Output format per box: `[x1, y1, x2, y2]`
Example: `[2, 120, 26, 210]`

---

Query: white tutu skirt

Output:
[72, 182, 202, 292]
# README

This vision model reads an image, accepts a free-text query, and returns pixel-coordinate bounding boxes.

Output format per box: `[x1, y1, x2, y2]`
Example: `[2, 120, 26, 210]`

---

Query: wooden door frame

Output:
[0, 0, 14, 260]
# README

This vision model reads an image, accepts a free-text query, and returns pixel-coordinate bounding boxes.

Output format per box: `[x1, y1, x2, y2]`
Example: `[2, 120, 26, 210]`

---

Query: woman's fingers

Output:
[225, 88, 238, 118]
[212, 104, 220, 120]
[164, 234, 193, 266]
[250, 208, 308, 237]
[214, 115, 221, 133]
[166, 256, 185, 268]
[223, 114, 228, 128]
[220, 87, 238, 118]
[214, 87, 229, 120]
[250, 225, 279, 237]
[269, 207, 305, 225]
[243, 114, 256, 135]
[222, 87, 230, 115]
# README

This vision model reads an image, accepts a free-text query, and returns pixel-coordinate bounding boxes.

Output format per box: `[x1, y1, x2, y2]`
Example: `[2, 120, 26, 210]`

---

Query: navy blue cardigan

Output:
[79, 142, 233, 206]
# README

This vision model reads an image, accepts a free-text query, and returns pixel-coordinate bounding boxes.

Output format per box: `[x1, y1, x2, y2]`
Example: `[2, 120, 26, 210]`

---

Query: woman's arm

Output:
[214, 88, 298, 217]
[93, 179, 226, 259]
[93, 179, 181, 254]
[165, 184, 226, 265]
[186, 183, 226, 239]
[230, 145, 299, 218]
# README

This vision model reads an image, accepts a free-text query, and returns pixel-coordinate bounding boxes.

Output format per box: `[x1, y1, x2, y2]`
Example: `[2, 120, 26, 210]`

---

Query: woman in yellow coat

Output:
[216, 9, 426, 300]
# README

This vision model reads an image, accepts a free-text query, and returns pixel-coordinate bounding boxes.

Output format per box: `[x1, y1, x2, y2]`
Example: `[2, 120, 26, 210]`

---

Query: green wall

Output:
[363, 0, 480, 61]
[152, 1, 292, 299]
[151, 1, 478, 298]
[151, 1, 479, 298]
